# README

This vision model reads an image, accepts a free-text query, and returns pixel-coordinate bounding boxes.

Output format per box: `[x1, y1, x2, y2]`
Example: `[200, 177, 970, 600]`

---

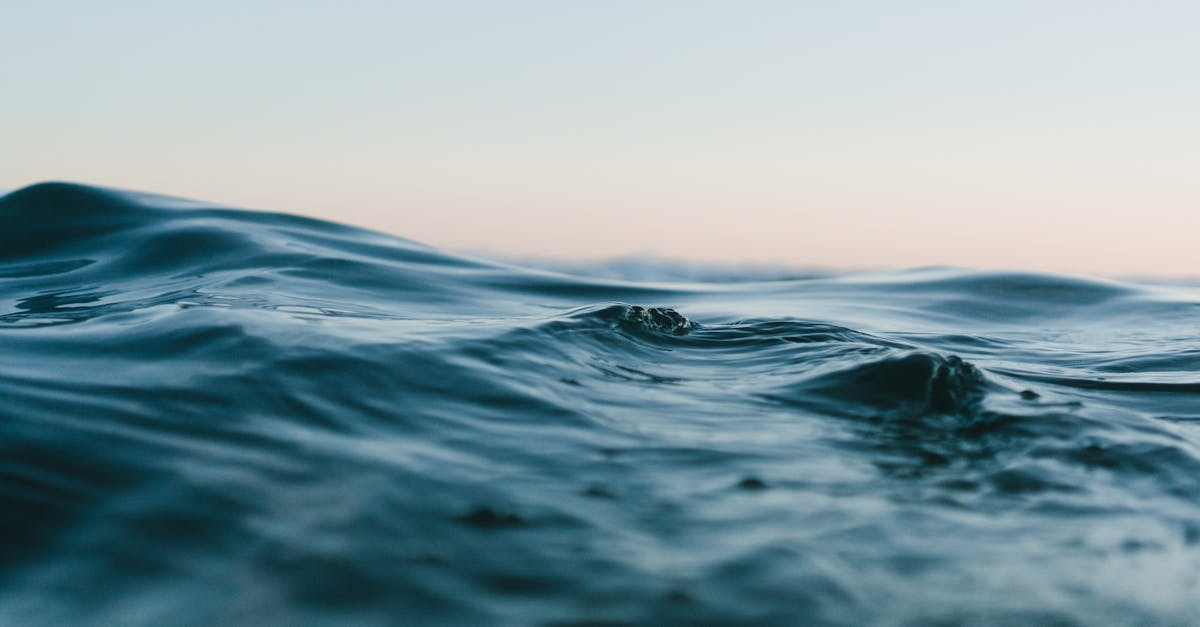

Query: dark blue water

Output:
[1, 182, 1198, 626]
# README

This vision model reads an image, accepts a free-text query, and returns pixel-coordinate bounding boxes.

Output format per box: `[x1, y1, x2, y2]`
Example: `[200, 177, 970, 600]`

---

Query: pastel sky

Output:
[3, 1, 1197, 277]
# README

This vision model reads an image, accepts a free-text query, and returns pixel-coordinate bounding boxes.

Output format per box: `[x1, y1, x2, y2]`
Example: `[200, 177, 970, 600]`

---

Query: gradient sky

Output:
[3, 1, 1197, 277]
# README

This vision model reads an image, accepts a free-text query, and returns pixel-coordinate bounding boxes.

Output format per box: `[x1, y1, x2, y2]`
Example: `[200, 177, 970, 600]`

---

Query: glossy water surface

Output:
[1, 183, 1198, 626]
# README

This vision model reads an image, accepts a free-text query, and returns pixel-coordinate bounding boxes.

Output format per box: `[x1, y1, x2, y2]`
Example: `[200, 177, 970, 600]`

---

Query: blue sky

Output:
[3, 1, 1197, 276]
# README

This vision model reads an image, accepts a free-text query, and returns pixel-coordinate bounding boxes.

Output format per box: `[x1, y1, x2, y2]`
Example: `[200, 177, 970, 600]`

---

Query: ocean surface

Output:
[1, 182, 1198, 626]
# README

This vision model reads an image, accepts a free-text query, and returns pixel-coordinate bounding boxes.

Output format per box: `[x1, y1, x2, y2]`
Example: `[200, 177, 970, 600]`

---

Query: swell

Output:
[2, 183, 1186, 326]
[1, 182, 1199, 625]
[0, 183, 685, 324]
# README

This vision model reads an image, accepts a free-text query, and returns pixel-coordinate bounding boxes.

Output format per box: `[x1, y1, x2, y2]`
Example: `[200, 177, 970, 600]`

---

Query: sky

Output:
[2, 1, 1197, 277]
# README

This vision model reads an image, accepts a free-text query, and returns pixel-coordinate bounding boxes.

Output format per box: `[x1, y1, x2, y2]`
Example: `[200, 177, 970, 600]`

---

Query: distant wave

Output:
[1, 183, 1198, 625]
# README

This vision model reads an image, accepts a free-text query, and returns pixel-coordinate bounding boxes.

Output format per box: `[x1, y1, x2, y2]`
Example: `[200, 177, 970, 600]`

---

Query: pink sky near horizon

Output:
[3, 2, 1197, 278]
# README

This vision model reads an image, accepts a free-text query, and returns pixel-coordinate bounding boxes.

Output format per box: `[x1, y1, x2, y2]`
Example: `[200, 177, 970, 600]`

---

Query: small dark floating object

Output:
[582, 485, 616, 499]
[737, 476, 768, 490]
[1020, 389, 1040, 400]
[457, 506, 524, 528]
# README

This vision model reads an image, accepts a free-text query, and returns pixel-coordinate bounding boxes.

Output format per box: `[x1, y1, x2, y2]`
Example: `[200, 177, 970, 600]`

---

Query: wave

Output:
[1, 183, 1198, 625]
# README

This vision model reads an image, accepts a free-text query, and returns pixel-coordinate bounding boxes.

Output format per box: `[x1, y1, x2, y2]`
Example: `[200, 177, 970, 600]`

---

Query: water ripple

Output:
[1, 182, 1198, 625]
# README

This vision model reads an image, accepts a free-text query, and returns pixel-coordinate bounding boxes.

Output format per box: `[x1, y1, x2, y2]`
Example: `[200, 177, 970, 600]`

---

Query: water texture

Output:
[1, 183, 1198, 626]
